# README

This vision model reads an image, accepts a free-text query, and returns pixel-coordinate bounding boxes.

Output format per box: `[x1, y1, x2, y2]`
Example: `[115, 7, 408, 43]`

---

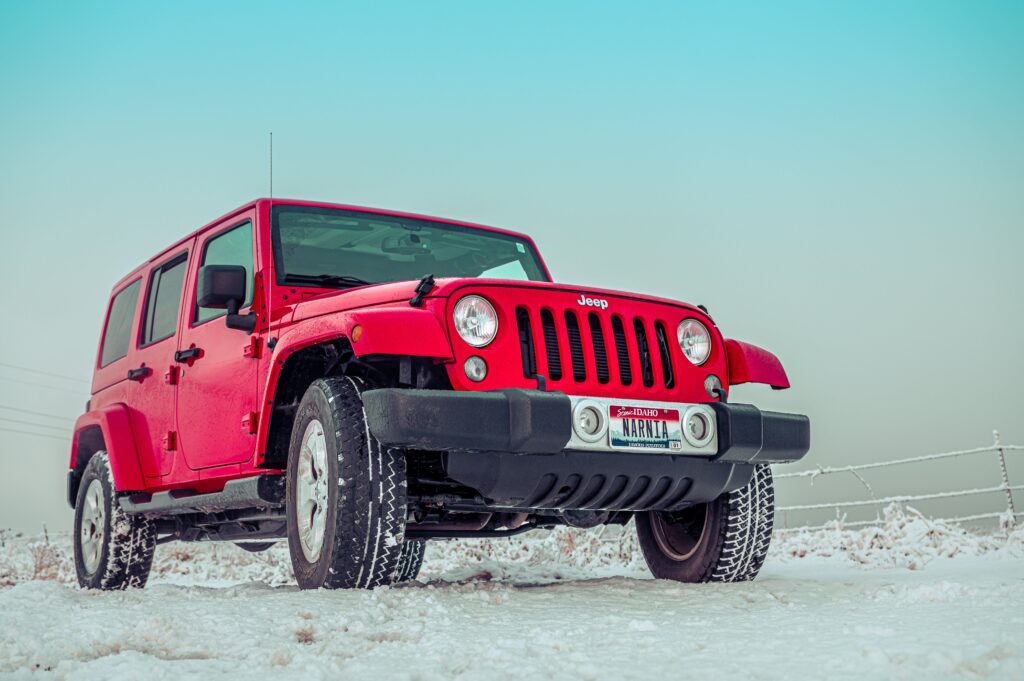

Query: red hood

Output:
[289, 277, 707, 323]
[289, 280, 433, 322]
[429, 279, 707, 316]
[283, 276, 731, 405]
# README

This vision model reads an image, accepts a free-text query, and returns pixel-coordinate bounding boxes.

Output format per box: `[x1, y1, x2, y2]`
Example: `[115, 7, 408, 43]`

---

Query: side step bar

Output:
[120, 474, 286, 515]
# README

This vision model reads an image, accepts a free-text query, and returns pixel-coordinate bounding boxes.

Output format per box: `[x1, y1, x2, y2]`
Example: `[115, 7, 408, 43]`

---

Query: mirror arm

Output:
[226, 313, 257, 334]
[223, 298, 257, 334]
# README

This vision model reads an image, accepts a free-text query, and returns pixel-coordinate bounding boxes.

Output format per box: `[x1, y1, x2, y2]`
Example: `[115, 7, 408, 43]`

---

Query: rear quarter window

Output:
[141, 253, 188, 347]
[100, 280, 141, 367]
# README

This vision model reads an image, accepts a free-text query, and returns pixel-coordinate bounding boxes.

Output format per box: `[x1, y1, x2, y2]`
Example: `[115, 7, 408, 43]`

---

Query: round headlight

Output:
[453, 295, 498, 347]
[677, 319, 711, 366]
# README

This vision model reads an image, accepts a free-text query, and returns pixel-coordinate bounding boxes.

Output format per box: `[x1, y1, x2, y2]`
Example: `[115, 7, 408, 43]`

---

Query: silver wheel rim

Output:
[296, 418, 330, 563]
[80, 479, 105, 574]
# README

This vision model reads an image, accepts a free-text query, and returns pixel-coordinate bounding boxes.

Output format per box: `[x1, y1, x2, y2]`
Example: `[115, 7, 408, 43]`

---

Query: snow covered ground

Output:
[1, 507, 1022, 680]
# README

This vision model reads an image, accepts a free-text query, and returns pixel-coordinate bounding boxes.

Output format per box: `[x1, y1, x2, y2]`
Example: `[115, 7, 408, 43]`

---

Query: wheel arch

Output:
[259, 336, 354, 469]
[68, 405, 146, 507]
[257, 310, 454, 469]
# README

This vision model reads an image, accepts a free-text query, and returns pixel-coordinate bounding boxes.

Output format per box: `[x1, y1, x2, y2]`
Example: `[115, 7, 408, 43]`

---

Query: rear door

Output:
[126, 246, 193, 479]
[175, 214, 260, 469]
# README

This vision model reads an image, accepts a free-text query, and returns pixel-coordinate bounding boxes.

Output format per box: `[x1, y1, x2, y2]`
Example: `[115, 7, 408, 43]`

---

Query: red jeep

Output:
[68, 199, 809, 590]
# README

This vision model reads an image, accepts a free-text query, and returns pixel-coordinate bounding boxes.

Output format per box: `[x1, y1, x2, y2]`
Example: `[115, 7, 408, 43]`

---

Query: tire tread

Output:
[636, 464, 775, 584]
[288, 377, 407, 589]
[74, 453, 155, 590]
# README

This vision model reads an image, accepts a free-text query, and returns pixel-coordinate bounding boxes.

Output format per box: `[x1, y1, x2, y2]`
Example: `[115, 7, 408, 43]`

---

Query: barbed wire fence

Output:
[774, 431, 1022, 533]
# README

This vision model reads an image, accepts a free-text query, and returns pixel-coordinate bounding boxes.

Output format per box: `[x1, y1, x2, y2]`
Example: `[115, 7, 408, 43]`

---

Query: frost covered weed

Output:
[165, 546, 198, 562]
[421, 524, 647, 582]
[29, 541, 64, 582]
[0, 530, 72, 585]
[771, 503, 1024, 569]
[1, 505, 1021, 588]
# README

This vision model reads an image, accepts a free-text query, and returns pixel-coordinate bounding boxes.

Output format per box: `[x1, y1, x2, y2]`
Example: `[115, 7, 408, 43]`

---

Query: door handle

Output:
[174, 347, 202, 363]
[127, 366, 151, 382]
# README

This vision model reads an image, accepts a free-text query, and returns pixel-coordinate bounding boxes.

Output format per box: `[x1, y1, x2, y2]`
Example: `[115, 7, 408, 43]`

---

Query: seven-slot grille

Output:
[516, 306, 677, 390]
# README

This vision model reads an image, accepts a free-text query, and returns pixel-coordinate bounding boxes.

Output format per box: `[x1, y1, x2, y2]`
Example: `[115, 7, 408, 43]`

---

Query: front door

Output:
[175, 215, 260, 469]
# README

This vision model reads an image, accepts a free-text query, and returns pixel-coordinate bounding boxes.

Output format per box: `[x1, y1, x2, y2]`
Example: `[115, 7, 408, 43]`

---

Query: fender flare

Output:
[346, 307, 453, 358]
[271, 307, 453, 362]
[724, 339, 791, 390]
[68, 405, 146, 505]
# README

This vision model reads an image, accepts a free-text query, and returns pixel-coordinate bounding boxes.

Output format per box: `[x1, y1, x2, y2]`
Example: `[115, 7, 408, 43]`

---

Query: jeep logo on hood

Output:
[577, 294, 609, 310]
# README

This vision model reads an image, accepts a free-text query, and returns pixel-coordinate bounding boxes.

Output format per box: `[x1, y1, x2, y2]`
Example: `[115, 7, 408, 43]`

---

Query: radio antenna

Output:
[269, 131, 274, 199]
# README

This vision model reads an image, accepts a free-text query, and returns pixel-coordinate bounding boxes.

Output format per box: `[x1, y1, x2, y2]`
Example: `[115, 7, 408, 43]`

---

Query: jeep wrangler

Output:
[68, 199, 809, 590]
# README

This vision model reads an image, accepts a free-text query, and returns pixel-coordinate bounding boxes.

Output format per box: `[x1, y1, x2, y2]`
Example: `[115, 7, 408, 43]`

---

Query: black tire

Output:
[73, 452, 156, 590]
[394, 540, 426, 582]
[235, 542, 277, 553]
[286, 377, 407, 590]
[636, 464, 775, 583]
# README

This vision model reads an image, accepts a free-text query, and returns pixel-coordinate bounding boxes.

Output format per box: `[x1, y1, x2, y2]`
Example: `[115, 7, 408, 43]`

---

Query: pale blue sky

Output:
[1, 1, 1021, 532]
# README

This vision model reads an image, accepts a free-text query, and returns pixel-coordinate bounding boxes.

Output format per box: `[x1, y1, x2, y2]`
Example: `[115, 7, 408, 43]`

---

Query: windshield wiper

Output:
[284, 273, 376, 289]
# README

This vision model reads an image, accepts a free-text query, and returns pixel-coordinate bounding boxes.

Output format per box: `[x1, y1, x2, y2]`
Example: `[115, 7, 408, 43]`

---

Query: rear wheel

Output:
[286, 377, 407, 590]
[73, 453, 156, 589]
[235, 542, 277, 553]
[636, 464, 775, 583]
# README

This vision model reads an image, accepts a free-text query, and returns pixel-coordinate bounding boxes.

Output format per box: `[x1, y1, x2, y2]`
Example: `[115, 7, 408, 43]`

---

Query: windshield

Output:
[271, 206, 548, 288]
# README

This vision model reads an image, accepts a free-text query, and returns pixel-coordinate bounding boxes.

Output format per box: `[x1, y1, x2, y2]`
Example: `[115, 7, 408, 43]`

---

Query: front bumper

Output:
[363, 388, 809, 464]
[362, 388, 809, 511]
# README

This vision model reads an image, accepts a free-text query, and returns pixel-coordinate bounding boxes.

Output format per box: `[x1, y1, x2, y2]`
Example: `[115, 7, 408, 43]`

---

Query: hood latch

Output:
[409, 274, 435, 307]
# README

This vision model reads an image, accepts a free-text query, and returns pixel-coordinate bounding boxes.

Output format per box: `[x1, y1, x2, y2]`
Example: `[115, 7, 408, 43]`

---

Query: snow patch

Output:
[1, 508, 1022, 679]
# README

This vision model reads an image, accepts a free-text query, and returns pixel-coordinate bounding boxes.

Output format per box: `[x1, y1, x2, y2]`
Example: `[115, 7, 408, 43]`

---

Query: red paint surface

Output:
[73, 198, 794, 495]
[440, 281, 728, 404]
[724, 339, 791, 390]
[72, 406, 146, 492]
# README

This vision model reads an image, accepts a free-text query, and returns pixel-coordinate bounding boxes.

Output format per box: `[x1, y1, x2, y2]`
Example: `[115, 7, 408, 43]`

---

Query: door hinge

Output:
[242, 412, 258, 434]
[243, 337, 262, 359]
[162, 431, 177, 451]
[164, 366, 179, 385]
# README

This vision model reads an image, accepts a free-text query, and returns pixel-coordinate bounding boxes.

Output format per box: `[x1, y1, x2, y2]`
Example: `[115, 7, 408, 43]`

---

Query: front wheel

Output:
[394, 540, 426, 582]
[286, 377, 408, 590]
[73, 453, 156, 589]
[636, 465, 775, 583]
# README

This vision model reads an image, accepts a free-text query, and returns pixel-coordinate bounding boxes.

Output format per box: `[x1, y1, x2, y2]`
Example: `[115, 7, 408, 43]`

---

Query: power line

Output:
[0, 376, 87, 396]
[0, 417, 71, 433]
[0, 405, 74, 422]
[0, 361, 89, 385]
[0, 426, 70, 442]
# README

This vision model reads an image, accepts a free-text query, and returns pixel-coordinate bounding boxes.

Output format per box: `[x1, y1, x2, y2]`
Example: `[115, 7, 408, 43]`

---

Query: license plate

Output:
[608, 405, 683, 452]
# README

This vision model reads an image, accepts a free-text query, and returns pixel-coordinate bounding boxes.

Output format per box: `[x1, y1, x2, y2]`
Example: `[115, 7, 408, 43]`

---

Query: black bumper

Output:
[362, 388, 810, 511]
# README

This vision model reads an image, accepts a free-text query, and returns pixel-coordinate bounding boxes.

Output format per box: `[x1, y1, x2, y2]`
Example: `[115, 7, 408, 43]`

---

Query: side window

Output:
[141, 253, 188, 347]
[195, 221, 254, 325]
[100, 280, 141, 367]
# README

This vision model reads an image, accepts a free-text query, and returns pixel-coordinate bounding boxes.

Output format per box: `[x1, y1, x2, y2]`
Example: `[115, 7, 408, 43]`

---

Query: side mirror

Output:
[197, 265, 256, 333]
